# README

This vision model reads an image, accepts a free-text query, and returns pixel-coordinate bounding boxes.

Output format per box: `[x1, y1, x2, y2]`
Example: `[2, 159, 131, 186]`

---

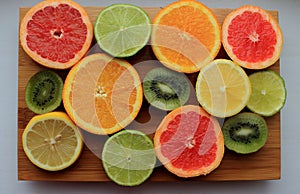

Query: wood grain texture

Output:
[18, 7, 280, 182]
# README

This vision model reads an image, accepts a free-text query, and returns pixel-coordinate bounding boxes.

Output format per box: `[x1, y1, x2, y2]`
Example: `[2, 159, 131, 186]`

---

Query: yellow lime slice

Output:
[196, 59, 251, 117]
[247, 70, 286, 116]
[22, 112, 83, 171]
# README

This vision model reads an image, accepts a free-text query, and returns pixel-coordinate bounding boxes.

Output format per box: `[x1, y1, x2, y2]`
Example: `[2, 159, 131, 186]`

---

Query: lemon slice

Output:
[196, 59, 251, 117]
[22, 112, 83, 171]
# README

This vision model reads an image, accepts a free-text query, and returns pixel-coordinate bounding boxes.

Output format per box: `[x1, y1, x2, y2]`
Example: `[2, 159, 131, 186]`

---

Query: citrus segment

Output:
[247, 70, 286, 116]
[22, 112, 83, 171]
[222, 5, 283, 69]
[63, 53, 143, 135]
[196, 59, 251, 118]
[94, 4, 151, 57]
[154, 105, 224, 178]
[102, 130, 156, 186]
[20, 0, 93, 69]
[151, 0, 221, 73]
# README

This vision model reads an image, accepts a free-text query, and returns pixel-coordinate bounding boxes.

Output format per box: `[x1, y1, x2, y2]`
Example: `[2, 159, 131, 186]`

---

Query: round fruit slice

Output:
[151, 0, 221, 73]
[143, 67, 190, 111]
[222, 5, 283, 69]
[247, 70, 286, 116]
[20, 0, 93, 69]
[222, 112, 268, 154]
[25, 70, 63, 114]
[102, 130, 156, 186]
[196, 59, 251, 118]
[94, 4, 151, 58]
[63, 53, 143, 135]
[154, 105, 224, 178]
[22, 112, 83, 171]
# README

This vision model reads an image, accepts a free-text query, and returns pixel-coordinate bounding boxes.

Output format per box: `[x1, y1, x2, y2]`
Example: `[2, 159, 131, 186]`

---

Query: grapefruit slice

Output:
[62, 53, 143, 135]
[20, 0, 93, 69]
[222, 5, 283, 69]
[154, 105, 224, 178]
[151, 0, 221, 73]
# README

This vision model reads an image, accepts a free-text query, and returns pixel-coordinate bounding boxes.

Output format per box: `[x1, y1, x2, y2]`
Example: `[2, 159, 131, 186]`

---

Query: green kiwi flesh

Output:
[25, 70, 63, 114]
[143, 67, 190, 111]
[222, 112, 268, 154]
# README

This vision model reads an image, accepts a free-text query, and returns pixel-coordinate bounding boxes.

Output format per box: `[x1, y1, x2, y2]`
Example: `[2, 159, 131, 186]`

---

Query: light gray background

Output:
[1, 0, 299, 193]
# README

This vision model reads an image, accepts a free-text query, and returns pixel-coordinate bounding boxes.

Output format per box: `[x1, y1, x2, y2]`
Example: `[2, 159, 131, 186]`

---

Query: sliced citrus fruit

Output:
[196, 59, 251, 118]
[154, 105, 224, 177]
[63, 53, 143, 135]
[22, 112, 83, 171]
[222, 5, 283, 69]
[94, 4, 151, 58]
[247, 70, 286, 116]
[151, 0, 221, 73]
[20, 0, 93, 69]
[102, 130, 156, 186]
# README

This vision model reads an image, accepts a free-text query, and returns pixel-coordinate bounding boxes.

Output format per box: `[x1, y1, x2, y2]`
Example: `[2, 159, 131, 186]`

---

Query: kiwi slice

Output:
[25, 70, 63, 114]
[222, 112, 268, 154]
[143, 67, 190, 111]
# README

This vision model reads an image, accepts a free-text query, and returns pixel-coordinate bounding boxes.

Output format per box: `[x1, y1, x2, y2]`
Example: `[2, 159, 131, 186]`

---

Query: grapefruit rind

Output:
[62, 53, 143, 135]
[19, 0, 93, 69]
[222, 5, 283, 69]
[151, 0, 221, 73]
[154, 105, 224, 178]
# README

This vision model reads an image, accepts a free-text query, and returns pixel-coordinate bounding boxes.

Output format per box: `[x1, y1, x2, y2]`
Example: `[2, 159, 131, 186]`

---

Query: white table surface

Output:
[1, 0, 299, 193]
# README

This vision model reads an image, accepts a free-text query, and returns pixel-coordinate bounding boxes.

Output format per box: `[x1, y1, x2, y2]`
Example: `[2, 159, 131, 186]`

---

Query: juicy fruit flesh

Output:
[247, 71, 286, 116]
[227, 11, 277, 63]
[26, 4, 87, 63]
[160, 111, 217, 170]
[95, 4, 151, 57]
[102, 130, 156, 186]
[152, 2, 220, 71]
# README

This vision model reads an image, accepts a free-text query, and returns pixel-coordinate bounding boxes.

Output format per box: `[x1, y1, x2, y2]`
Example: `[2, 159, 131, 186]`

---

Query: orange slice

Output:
[19, 0, 93, 69]
[63, 53, 143, 135]
[151, 0, 221, 73]
[222, 5, 283, 69]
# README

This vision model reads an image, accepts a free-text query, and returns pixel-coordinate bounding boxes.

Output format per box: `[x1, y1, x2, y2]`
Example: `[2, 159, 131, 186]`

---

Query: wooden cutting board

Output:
[18, 7, 280, 182]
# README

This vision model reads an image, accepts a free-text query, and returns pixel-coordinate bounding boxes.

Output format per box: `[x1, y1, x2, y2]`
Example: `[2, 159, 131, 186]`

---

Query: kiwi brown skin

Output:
[142, 67, 190, 111]
[25, 70, 63, 114]
[221, 112, 268, 154]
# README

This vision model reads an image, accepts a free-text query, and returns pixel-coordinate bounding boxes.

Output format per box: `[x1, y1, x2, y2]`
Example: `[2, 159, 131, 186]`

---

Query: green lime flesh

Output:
[247, 70, 286, 116]
[102, 130, 156, 186]
[94, 4, 151, 58]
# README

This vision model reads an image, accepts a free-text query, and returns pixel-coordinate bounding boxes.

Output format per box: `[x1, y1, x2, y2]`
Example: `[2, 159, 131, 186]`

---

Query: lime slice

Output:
[102, 130, 156, 186]
[247, 70, 286, 116]
[94, 4, 151, 58]
[22, 112, 83, 171]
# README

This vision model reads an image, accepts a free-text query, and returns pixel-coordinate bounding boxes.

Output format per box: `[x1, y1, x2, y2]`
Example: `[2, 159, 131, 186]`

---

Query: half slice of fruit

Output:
[22, 112, 83, 171]
[154, 105, 224, 178]
[94, 4, 151, 58]
[20, 0, 93, 69]
[63, 53, 143, 135]
[151, 0, 221, 73]
[196, 59, 251, 118]
[222, 5, 283, 69]
[247, 70, 286, 116]
[102, 130, 156, 186]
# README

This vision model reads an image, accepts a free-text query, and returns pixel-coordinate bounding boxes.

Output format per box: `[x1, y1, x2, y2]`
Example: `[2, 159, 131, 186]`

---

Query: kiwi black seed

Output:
[143, 67, 190, 111]
[222, 112, 268, 154]
[25, 70, 63, 114]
